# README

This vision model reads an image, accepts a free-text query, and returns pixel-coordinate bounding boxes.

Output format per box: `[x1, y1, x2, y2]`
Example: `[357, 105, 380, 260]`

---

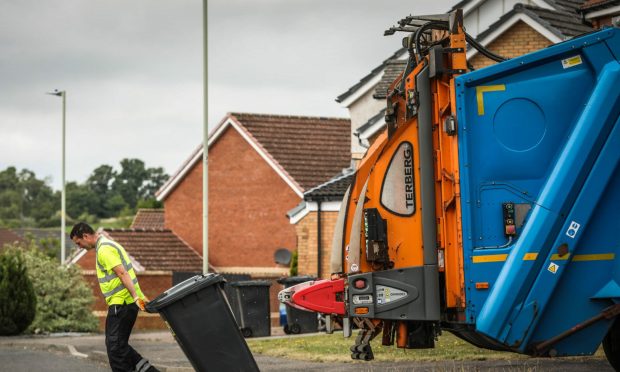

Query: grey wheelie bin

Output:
[146, 274, 259, 372]
[277, 276, 319, 334]
[229, 280, 272, 337]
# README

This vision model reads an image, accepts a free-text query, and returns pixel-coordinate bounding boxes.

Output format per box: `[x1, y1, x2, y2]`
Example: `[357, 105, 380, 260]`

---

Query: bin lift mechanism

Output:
[279, 8, 620, 363]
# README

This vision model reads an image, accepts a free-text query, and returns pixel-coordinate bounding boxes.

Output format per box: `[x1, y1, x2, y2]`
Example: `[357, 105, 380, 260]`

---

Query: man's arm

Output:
[112, 264, 144, 310]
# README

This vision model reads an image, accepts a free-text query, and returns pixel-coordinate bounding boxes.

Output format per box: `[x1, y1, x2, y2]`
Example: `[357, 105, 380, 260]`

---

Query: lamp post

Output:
[46, 89, 66, 265]
[203, 0, 209, 274]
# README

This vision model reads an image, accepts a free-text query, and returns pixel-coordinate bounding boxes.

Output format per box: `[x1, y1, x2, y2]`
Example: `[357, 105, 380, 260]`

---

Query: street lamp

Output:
[203, 0, 209, 274]
[46, 89, 66, 265]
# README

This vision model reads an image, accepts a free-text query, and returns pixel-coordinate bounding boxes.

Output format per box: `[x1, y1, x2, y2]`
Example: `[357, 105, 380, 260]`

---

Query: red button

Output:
[505, 225, 516, 235]
[354, 279, 366, 289]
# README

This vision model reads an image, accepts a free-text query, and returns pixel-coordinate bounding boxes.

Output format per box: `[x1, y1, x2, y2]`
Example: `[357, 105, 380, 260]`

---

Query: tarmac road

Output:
[0, 331, 614, 372]
[0, 346, 110, 371]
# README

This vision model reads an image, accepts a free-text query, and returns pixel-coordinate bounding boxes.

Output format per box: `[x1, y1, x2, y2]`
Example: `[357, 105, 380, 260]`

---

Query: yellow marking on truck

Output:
[551, 253, 570, 261]
[472, 254, 508, 263]
[476, 85, 506, 115]
[572, 253, 615, 261]
[522, 252, 613, 262]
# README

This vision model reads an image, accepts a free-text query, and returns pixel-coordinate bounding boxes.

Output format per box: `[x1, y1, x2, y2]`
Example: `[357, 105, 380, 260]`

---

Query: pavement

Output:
[0, 327, 317, 372]
[0, 330, 193, 371]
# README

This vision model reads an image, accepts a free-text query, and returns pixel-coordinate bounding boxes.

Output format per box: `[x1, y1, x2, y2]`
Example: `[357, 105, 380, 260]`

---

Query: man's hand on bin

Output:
[134, 297, 147, 311]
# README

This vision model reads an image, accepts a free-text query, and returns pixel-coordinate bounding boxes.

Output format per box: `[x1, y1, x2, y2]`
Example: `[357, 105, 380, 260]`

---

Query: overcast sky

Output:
[0, 0, 453, 190]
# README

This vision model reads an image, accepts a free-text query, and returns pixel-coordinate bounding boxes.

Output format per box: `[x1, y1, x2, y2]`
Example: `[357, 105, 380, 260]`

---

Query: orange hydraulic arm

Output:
[280, 9, 471, 358]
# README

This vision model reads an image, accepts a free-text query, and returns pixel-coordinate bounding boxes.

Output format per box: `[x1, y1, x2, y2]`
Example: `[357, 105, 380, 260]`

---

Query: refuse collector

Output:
[70, 222, 159, 372]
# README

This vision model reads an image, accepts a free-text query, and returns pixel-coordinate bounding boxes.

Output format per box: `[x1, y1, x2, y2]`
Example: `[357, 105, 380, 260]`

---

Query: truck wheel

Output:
[603, 319, 620, 371]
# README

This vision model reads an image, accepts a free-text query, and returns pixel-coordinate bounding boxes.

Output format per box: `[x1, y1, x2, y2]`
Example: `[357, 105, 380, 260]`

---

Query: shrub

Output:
[0, 248, 36, 335]
[12, 242, 98, 333]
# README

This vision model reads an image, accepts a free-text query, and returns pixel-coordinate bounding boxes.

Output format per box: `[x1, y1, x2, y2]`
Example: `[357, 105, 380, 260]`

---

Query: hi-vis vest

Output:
[95, 236, 144, 306]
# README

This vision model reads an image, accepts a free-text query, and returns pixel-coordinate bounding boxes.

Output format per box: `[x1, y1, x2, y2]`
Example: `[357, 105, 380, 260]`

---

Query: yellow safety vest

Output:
[95, 236, 144, 306]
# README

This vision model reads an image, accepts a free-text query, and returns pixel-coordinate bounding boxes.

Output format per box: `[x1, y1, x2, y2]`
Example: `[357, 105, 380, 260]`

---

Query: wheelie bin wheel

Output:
[283, 324, 291, 334]
[604, 319, 620, 371]
[241, 327, 253, 338]
[290, 323, 301, 334]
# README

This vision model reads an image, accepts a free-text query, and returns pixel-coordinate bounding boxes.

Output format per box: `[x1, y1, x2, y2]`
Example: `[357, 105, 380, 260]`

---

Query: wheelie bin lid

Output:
[230, 280, 272, 287]
[146, 274, 225, 313]
[277, 275, 316, 285]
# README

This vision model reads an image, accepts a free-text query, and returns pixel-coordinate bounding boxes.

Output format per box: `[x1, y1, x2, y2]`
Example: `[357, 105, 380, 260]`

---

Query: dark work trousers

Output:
[105, 303, 153, 372]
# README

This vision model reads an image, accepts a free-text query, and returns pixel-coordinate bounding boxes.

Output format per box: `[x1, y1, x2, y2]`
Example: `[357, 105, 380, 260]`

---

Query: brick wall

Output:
[590, 15, 615, 29]
[81, 270, 173, 331]
[469, 21, 553, 70]
[164, 126, 300, 268]
[295, 210, 339, 279]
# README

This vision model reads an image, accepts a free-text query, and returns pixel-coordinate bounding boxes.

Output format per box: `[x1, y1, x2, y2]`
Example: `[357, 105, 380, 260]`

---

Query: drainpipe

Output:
[317, 200, 322, 279]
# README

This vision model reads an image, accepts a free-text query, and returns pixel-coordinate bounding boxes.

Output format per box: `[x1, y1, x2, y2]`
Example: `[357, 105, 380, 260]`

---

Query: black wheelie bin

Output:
[277, 276, 319, 334]
[229, 280, 272, 337]
[146, 274, 259, 372]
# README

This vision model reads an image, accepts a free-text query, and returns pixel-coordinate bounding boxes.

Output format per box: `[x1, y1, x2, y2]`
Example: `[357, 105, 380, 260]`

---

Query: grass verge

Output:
[246, 332, 532, 363]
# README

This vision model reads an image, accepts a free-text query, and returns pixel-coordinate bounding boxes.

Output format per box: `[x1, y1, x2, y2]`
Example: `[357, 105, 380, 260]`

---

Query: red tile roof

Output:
[157, 113, 352, 200]
[0, 228, 24, 249]
[102, 228, 204, 272]
[131, 209, 165, 229]
[229, 113, 351, 190]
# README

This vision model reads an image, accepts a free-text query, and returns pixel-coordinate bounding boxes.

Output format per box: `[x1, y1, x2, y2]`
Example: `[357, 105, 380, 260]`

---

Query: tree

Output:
[0, 248, 37, 335]
[0, 161, 169, 226]
[140, 167, 168, 200]
[112, 159, 149, 209]
[87, 165, 115, 196]
[18, 169, 57, 222]
[0, 167, 57, 226]
[66, 182, 98, 219]
[111, 159, 169, 210]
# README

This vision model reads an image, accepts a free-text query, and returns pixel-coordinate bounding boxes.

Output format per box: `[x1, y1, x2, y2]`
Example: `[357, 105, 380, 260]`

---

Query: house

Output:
[156, 113, 351, 277]
[287, 170, 354, 278]
[580, 0, 620, 27]
[155, 113, 351, 324]
[289, 0, 595, 278]
[73, 227, 204, 330]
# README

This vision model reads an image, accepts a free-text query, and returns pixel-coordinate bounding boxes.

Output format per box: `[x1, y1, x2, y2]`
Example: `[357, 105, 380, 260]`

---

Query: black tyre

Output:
[604, 319, 620, 371]
[283, 324, 291, 334]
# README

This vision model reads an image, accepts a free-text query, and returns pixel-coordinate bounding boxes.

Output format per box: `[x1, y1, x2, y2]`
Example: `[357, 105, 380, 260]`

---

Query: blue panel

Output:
[455, 27, 620, 355]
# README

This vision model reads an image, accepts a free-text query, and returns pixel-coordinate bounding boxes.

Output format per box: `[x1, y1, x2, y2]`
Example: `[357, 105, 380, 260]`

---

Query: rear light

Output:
[354, 307, 369, 315]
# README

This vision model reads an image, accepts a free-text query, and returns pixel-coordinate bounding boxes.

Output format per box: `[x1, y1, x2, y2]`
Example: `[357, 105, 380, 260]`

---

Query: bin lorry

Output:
[279, 9, 620, 369]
